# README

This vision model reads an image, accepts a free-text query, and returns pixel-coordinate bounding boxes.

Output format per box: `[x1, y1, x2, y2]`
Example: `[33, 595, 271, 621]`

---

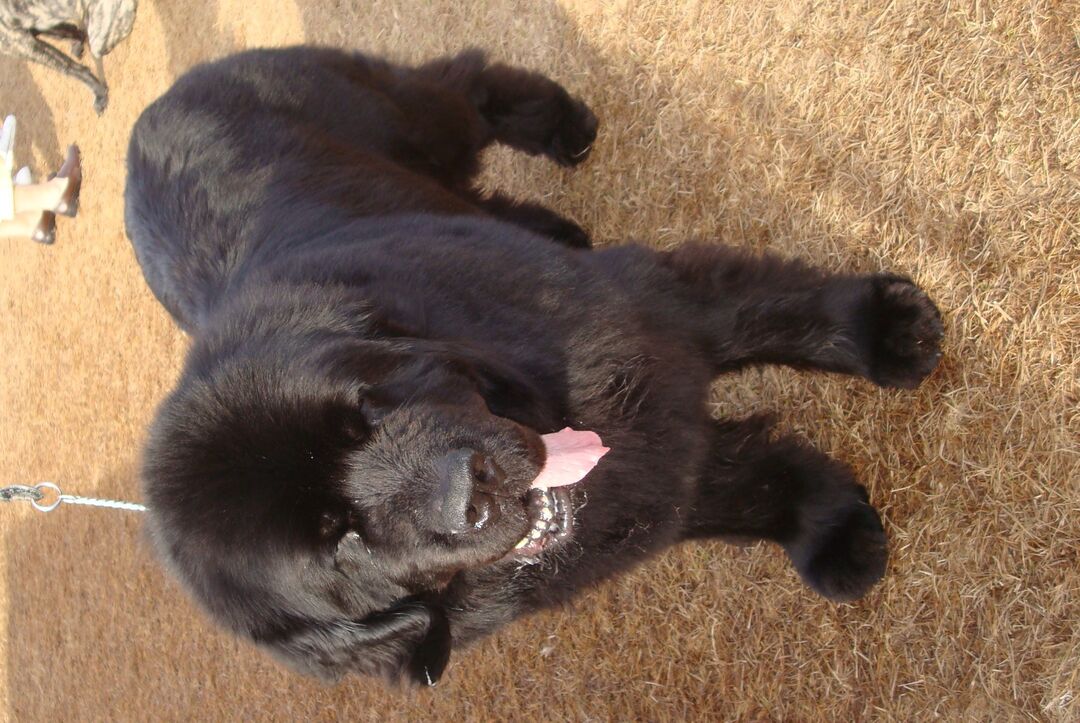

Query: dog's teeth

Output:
[539, 506, 553, 521]
[514, 537, 530, 549]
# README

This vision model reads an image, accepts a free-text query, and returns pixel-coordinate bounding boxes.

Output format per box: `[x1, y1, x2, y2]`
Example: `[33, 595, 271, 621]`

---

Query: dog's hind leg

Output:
[3, 29, 108, 112]
[469, 191, 591, 249]
[658, 244, 944, 388]
[683, 416, 888, 602]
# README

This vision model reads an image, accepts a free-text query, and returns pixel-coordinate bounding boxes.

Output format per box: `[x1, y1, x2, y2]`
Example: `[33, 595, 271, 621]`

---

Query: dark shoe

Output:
[32, 212, 56, 244]
[52, 145, 81, 217]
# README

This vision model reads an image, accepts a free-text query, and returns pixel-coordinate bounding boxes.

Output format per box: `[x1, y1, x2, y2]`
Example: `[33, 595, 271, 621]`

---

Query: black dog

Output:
[125, 47, 943, 686]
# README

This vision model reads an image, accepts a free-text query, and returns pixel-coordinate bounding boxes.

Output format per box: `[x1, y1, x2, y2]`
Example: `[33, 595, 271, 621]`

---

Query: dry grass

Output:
[1, 0, 1078, 720]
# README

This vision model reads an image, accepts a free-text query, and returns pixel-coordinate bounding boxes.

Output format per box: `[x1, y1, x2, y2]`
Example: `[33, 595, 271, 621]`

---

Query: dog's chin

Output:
[502, 486, 577, 562]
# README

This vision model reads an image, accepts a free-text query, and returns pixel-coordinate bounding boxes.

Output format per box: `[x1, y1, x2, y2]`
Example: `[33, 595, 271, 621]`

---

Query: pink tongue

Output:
[530, 427, 610, 489]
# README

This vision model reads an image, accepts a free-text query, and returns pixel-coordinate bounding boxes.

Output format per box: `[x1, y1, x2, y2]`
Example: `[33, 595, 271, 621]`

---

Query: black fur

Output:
[125, 47, 943, 686]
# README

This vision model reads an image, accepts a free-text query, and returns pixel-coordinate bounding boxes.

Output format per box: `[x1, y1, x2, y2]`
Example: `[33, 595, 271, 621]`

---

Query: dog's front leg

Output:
[684, 416, 888, 602]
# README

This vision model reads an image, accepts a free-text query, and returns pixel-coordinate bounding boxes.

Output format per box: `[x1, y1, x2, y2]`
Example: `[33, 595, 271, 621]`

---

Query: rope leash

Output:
[0, 482, 146, 513]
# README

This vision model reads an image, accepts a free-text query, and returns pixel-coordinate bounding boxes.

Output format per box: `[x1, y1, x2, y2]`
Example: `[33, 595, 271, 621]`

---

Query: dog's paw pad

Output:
[790, 492, 888, 602]
[868, 276, 943, 389]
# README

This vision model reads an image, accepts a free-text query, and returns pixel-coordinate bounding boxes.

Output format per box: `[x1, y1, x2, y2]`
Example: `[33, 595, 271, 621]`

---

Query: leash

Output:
[1, 482, 146, 513]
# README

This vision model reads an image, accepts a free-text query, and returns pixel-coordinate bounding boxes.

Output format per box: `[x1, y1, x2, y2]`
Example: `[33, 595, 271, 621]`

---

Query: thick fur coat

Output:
[124, 47, 943, 686]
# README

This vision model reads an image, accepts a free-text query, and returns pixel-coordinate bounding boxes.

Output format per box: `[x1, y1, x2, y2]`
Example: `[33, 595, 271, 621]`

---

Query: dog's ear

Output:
[263, 599, 452, 686]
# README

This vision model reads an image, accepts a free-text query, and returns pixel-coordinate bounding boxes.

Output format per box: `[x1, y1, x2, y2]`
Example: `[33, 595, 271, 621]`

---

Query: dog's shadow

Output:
[6, 0, 961, 718]
[148, 0, 238, 77]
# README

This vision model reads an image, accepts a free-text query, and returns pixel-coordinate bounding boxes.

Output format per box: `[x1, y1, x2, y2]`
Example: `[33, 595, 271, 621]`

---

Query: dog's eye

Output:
[340, 395, 388, 442]
[358, 396, 390, 427]
[318, 510, 348, 540]
[470, 453, 505, 487]
[340, 408, 371, 443]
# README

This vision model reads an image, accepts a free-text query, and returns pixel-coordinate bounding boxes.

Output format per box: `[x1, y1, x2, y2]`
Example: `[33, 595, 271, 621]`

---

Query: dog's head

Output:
[143, 292, 564, 685]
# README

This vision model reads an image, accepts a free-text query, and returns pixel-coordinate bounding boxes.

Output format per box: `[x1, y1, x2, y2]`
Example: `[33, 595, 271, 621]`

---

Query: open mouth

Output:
[498, 426, 608, 562]
[508, 487, 575, 560]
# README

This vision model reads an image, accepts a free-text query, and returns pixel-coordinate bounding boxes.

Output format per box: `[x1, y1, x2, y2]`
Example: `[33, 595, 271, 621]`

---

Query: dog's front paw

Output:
[866, 275, 943, 389]
[786, 486, 888, 603]
[548, 95, 598, 167]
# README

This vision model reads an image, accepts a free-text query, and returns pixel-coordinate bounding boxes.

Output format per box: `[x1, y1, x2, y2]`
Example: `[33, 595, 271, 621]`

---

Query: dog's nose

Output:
[465, 490, 495, 530]
[431, 449, 503, 534]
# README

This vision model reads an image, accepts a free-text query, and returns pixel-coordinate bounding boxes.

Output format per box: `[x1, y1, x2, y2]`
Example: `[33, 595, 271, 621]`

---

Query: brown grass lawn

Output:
[1, 0, 1077, 720]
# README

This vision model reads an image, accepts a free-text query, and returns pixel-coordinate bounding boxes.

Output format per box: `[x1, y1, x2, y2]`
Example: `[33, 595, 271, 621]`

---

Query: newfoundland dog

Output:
[124, 46, 943, 686]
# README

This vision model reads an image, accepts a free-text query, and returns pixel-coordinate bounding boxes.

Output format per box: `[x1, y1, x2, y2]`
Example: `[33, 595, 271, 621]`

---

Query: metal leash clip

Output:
[0, 483, 44, 505]
[0, 482, 146, 513]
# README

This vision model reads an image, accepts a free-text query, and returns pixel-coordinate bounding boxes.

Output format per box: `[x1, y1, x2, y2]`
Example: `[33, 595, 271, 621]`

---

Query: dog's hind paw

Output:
[537, 215, 591, 248]
[785, 486, 888, 602]
[866, 275, 943, 389]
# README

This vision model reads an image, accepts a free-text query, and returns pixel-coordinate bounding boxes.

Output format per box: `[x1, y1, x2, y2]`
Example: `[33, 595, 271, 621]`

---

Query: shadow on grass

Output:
[0, 57, 61, 169]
